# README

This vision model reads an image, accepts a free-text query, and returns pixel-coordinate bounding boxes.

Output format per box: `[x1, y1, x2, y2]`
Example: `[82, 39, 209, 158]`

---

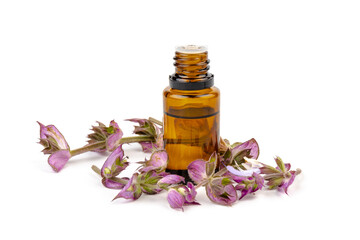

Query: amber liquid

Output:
[163, 86, 220, 172]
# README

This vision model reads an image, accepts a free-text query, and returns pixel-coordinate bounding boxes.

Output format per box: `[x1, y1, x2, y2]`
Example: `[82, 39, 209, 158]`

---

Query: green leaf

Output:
[221, 177, 232, 186]
[206, 152, 217, 177]
[115, 157, 125, 167]
[275, 156, 286, 172]
[220, 192, 230, 199]
[106, 126, 114, 134]
[146, 176, 161, 185]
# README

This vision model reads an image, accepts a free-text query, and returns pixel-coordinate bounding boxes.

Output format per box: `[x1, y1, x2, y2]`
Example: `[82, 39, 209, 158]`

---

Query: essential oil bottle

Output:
[163, 45, 220, 181]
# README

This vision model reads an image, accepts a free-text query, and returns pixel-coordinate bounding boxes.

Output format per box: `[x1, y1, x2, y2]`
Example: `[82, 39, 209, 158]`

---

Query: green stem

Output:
[70, 141, 106, 156]
[70, 135, 155, 157]
[148, 117, 163, 126]
[119, 135, 155, 144]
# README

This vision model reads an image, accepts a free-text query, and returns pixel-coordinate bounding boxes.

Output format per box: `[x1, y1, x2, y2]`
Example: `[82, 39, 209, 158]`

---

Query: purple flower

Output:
[261, 156, 301, 194]
[188, 160, 207, 184]
[126, 118, 157, 136]
[139, 150, 168, 172]
[87, 120, 123, 152]
[226, 165, 261, 177]
[221, 138, 260, 166]
[138, 133, 164, 153]
[101, 144, 128, 179]
[113, 173, 142, 201]
[187, 153, 240, 205]
[231, 138, 259, 161]
[219, 137, 242, 154]
[137, 170, 165, 194]
[139, 142, 155, 153]
[187, 153, 239, 206]
[219, 137, 231, 154]
[155, 133, 164, 150]
[278, 171, 298, 194]
[91, 165, 128, 190]
[231, 172, 264, 200]
[106, 121, 124, 152]
[98, 144, 129, 189]
[102, 177, 129, 189]
[38, 122, 69, 155]
[127, 118, 163, 153]
[188, 152, 217, 184]
[47, 149, 71, 172]
[158, 174, 185, 189]
[167, 189, 185, 210]
[205, 177, 238, 206]
[38, 122, 71, 172]
[232, 138, 259, 158]
[167, 182, 199, 211]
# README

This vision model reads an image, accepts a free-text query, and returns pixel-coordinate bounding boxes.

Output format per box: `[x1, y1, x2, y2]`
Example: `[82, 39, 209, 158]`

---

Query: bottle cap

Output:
[175, 45, 207, 54]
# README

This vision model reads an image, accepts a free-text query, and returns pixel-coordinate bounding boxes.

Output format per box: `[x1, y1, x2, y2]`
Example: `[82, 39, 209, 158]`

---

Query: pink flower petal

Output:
[205, 179, 238, 206]
[139, 142, 154, 153]
[48, 150, 71, 172]
[101, 144, 127, 178]
[158, 174, 185, 186]
[102, 177, 129, 189]
[231, 138, 259, 160]
[188, 160, 207, 184]
[167, 189, 185, 211]
[146, 150, 168, 170]
[38, 122, 69, 151]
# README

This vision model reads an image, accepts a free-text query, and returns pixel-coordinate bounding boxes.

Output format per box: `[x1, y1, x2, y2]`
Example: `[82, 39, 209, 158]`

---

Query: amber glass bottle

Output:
[163, 45, 220, 180]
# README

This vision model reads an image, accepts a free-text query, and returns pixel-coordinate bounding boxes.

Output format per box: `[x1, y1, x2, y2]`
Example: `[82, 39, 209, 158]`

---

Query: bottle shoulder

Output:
[163, 86, 220, 99]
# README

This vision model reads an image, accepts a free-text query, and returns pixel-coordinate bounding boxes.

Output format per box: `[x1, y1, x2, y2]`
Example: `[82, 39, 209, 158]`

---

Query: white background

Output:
[1, 0, 359, 239]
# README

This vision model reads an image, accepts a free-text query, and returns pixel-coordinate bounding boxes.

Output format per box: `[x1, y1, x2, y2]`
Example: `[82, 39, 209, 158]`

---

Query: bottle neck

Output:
[174, 51, 209, 79]
[169, 46, 214, 90]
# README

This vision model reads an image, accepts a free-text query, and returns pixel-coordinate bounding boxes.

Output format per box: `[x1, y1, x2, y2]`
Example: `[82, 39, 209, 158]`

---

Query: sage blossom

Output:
[137, 170, 167, 194]
[47, 150, 72, 173]
[113, 173, 142, 201]
[139, 150, 168, 173]
[87, 120, 123, 152]
[127, 118, 163, 152]
[158, 174, 185, 189]
[187, 159, 207, 184]
[261, 156, 301, 194]
[187, 152, 217, 184]
[38, 122, 69, 154]
[231, 172, 264, 199]
[187, 153, 238, 206]
[205, 177, 238, 205]
[38, 122, 71, 172]
[167, 182, 199, 211]
[101, 144, 128, 178]
[100, 144, 129, 189]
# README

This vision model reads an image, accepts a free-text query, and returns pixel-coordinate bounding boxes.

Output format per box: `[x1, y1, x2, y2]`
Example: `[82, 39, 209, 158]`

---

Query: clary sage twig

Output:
[37, 117, 302, 211]
[37, 119, 157, 172]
